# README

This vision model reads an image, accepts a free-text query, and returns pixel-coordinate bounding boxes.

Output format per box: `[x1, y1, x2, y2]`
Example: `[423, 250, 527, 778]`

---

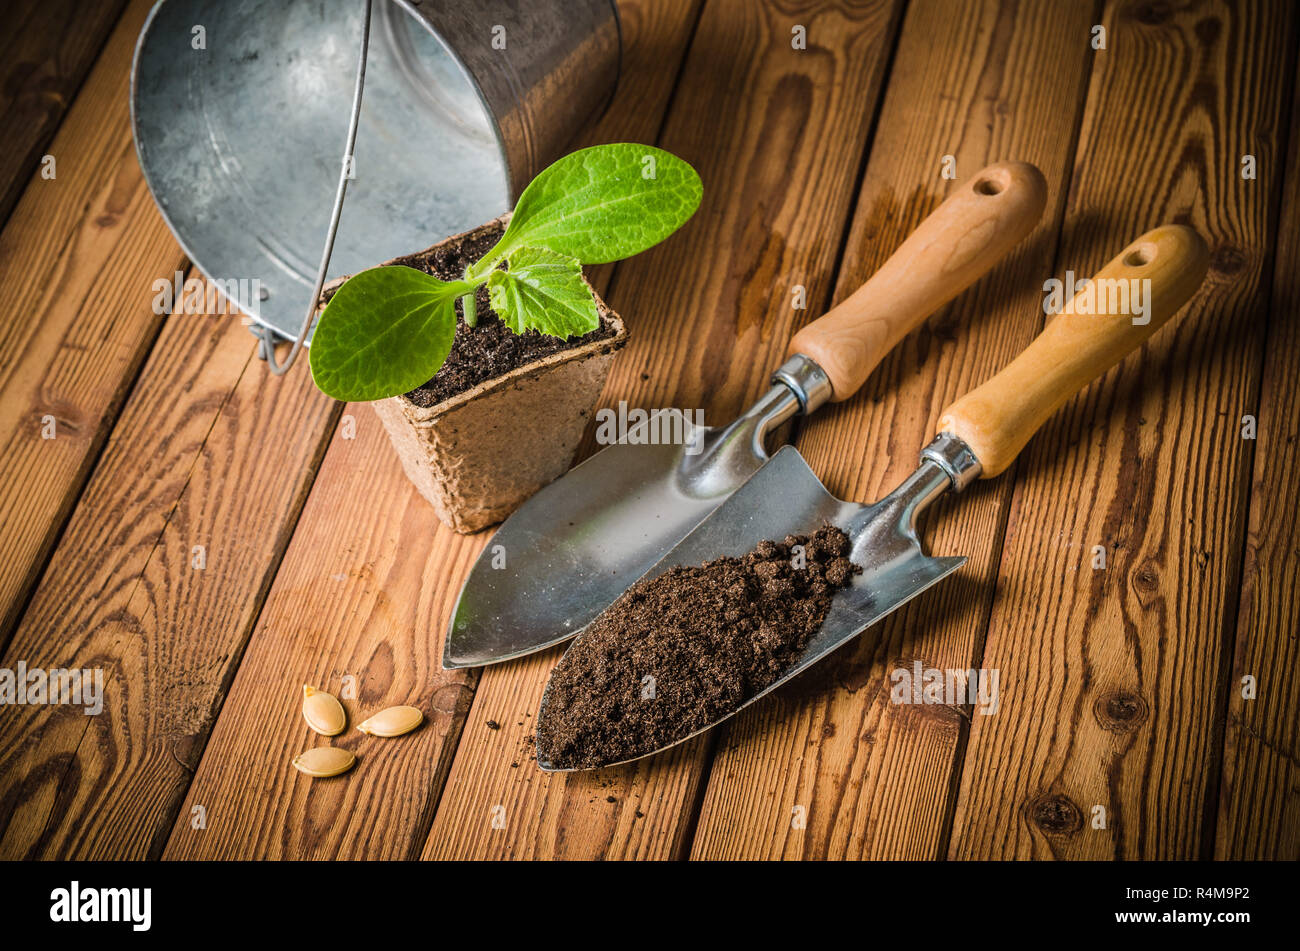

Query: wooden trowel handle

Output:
[788, 160, 1047, 402]
[937, 224, 1210, 479]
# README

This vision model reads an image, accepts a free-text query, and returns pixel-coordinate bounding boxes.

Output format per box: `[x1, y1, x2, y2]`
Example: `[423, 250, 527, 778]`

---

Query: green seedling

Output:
[309, 143, 702, 402]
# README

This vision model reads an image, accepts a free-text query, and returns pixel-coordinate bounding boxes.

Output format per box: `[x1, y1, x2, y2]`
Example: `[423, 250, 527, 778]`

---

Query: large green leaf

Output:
[486, 247, 601, 337]
[478, 143, 702, 269]
[309, 266, 468, 402]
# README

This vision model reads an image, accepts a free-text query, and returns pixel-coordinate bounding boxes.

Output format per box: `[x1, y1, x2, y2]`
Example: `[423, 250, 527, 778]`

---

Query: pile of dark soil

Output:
[537, 526, 860, 769]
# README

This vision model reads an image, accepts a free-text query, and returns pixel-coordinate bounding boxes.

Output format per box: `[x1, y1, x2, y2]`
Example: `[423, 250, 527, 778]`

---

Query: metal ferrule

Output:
[919, 432, 982, 493]
[771, 353, 833, 416]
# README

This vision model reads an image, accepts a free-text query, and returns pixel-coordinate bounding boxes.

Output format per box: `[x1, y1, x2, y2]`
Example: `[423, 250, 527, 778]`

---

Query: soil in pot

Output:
[323, 219, 620, 408]
[537, 525, 862, 769]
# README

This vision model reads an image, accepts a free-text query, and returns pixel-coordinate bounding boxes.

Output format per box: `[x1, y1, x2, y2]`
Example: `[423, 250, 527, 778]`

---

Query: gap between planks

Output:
[0, 270, 340, 858]
[423, 0, 908, 861]
[688, 0, 1100, 861]
[946, 0, 1297, 860]
[162, 0, 706, 860]
[0, 0, 129, 228]
[0, 0, 186, 656]
[1212, 36, 1300, 861]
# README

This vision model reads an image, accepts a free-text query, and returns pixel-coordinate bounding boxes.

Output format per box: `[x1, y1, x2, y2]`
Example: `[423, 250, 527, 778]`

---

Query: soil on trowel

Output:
[537, 525, 861, 770]
[319, 219, 619, 407]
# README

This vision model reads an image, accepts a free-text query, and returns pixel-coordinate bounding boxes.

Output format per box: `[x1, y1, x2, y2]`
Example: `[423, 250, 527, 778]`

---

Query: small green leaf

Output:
[483, 143, 702, 267]
[309, 266, 470, 402]
[486, 247, 600, 337]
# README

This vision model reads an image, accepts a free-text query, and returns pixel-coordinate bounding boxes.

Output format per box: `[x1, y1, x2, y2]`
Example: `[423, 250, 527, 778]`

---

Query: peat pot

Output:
[335, 217, 628, 534]
[132, 0, 624, 532]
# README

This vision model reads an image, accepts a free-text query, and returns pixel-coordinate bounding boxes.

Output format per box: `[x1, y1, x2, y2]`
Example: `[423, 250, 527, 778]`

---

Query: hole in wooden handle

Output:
[973, 176, 1004, 196]
[1124, 243, 1156, 267]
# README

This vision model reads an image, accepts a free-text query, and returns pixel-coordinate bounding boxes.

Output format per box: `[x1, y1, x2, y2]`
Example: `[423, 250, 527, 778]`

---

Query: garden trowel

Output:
[536, 224, 1210, 769]
[445, 161, 1048, 668]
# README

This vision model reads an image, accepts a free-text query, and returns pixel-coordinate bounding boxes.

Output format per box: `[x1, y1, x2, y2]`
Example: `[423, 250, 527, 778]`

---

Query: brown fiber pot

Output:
[324, 216, 628, 534]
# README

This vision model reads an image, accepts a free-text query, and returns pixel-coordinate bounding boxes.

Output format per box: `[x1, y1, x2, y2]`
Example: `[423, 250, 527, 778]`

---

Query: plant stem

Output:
[459, 264, 491, 328]
[460, 290, 477, 327]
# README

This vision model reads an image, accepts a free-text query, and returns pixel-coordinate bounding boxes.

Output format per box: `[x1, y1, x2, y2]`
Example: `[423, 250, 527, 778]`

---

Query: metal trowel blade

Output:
[444, 398, 794, 669]
[536, 444, 965, 770]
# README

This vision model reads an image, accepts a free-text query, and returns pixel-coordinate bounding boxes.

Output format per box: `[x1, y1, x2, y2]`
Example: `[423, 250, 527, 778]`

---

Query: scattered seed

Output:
[486, 719, 500, 730]
[302, 685, 346, 736]
[357, 705, 423, 737]
[292, 747, 355, 778]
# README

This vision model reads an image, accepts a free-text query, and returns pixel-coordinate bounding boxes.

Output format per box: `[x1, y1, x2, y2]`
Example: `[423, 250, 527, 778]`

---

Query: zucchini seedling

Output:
[309, 143, 702, 402]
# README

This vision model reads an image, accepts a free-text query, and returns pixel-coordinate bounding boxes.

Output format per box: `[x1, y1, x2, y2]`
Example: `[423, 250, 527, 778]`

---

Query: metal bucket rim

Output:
[129, 0, 623, 343]
[128, 0, 511, 339]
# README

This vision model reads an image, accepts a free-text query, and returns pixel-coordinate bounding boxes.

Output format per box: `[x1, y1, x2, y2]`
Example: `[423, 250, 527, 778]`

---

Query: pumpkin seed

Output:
[292, 746, 355, 777]
[357, 705, 423, 737]
[302, 685, 346, 736]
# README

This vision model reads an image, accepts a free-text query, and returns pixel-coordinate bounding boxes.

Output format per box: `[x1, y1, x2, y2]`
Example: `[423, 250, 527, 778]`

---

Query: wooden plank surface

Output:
[163, 0, 704, 860]
[688, 0, 1097, 861]
[947, 0, 1296, 860]
[423, 0, 907, 861]
[0, 0, 129, 227]
[0, 0, 1296, 863]
[1214, 50, 1300, 861]
[0, 300, 337, 859]
[162, 407, 482, 859]
[0, 0, 185, 652]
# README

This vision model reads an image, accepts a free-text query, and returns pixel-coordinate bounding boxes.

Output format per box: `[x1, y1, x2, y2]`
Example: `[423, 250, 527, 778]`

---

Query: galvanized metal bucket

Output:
[130, 0, 619, 352]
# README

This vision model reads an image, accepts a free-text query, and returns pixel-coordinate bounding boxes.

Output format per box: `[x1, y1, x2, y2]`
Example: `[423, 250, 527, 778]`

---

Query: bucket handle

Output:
[260, 0, 375, 375]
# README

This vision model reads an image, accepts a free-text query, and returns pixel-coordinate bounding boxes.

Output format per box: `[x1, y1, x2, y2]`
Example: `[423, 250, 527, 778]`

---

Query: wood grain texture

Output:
[0, 0, 128, 227]
[689, 0, 1097, 861]
[947, 0, 1296, 860]
[162, 0, 703, 860]
[0, 0, 186, 653]
[1214, 50, 1300, 861]
[162, 407, 481, 859]
[0, 0, 1292, 863]
[423, 0, 906, 861]
[0, 299, 338, 859]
